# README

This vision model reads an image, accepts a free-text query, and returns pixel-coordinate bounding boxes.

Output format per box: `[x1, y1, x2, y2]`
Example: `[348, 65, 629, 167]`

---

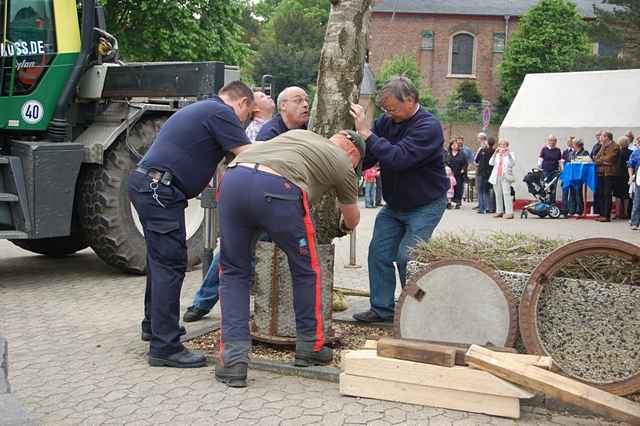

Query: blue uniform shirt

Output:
[363, 106, 449, 210]
[140, 97, 250, 198]
[255, 113, 307, 142]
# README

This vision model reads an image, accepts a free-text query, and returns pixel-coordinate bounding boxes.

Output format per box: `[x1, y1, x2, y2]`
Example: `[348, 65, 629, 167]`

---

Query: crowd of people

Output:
[433, 129, 640, 224]
[536, 130, 640, 224]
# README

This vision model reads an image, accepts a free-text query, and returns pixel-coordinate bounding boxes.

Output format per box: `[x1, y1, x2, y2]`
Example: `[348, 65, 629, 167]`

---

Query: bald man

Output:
[256, 86, 309, 141]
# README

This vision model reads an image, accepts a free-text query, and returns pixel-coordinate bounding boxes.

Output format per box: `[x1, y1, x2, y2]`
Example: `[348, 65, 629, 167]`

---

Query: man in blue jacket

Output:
[350, 76, 448, 323]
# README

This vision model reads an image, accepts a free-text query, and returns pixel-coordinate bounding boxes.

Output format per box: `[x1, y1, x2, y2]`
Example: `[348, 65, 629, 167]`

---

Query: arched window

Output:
[449, 32, 476, 77]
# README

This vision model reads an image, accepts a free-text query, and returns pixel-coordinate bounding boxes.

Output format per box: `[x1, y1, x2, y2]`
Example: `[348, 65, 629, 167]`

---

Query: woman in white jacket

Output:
[489, 139, 516, 219]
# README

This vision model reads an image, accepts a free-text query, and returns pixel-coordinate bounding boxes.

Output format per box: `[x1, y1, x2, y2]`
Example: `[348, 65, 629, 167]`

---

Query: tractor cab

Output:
[1, 0, 79, 132]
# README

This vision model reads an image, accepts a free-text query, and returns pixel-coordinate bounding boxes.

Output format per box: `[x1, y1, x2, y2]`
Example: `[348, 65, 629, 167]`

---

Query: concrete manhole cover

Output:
[394, 259, 517, 347]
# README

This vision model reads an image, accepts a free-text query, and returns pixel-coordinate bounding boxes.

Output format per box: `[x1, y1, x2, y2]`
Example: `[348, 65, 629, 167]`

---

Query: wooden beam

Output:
[363, 339, 552, 369]
[340, 373, 521, 419]
[362, 340, 377, 349]
[376, 337, 456, 367]
[343, 350, 534, 399]
[465, 345, 640, 424]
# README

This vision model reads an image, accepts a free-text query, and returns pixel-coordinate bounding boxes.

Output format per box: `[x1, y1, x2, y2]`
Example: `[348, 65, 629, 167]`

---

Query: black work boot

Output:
[148, 348, 206, 368]
[183, 306, 209, 322]
[215, 358, 248, 388]
[294, 341, 333, 367]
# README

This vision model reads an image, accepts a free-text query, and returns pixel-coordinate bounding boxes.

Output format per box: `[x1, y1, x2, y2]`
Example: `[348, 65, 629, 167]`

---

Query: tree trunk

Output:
[309, 0, 373, 244]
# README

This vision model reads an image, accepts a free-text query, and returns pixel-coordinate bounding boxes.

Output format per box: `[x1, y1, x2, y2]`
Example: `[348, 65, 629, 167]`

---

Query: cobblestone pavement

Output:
[0, 206, 632, 425]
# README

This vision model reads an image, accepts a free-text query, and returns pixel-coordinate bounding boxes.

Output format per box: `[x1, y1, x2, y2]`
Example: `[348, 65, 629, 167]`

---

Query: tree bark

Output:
[309, 0, 373, 244]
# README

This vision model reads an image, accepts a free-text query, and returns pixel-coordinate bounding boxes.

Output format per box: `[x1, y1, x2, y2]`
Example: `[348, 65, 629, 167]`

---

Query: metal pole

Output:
[344, 229, 361, 269]
[201, 167, 221, 279]
[201, 187, 216, 279]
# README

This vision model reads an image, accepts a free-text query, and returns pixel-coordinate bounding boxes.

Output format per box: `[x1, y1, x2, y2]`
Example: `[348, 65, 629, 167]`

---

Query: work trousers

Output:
[218, 166, 324, 366]
[596, 175, 615, 219]
[128, 170, 188, 357]
[367, 196, 447, 320]
[493, 177, 513, 216]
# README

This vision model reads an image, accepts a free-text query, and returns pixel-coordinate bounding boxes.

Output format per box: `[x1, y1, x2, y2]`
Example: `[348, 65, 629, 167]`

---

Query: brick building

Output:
[368, 0, 609, 105]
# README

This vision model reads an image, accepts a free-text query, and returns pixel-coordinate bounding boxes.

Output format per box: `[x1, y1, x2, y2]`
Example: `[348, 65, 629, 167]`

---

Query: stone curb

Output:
[1, 337, 9, 394]
[202, 353, 340, 383]
[0, 336, 35, 425]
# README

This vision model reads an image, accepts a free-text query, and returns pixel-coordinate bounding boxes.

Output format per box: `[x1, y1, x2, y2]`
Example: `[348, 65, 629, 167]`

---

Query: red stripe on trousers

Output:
[301, 192, 324, 351]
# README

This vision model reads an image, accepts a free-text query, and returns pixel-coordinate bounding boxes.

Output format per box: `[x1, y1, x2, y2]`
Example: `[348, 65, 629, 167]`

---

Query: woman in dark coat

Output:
[445, 139, 468, 209]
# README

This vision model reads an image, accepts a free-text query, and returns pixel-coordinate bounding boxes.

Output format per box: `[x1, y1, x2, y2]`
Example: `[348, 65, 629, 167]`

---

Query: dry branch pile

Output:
[411, 232, 640, 284]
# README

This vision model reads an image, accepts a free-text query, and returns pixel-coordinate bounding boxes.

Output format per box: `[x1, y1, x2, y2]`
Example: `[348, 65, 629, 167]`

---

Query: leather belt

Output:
[234, 162, 281, 177]
[135, 166, 186, 195]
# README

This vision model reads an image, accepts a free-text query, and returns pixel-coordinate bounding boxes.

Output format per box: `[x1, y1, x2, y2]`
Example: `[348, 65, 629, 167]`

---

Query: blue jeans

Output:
[561, 185, 570, 213]
[478, 178, 490, 213]
[568, 184, 584, 215]
[631, 185, 640, 226]
[364, 182, 376, 207]
[192, 253, 221, 312]
[367, 196, 447, 319]
[192, 234, 271, 313]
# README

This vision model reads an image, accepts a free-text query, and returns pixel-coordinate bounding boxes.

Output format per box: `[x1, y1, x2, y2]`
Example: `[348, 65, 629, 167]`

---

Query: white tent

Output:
[499, 69, 640, 199]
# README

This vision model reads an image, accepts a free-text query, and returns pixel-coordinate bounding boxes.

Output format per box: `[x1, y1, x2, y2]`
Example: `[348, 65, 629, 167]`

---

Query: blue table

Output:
[561, 162, 597, 192]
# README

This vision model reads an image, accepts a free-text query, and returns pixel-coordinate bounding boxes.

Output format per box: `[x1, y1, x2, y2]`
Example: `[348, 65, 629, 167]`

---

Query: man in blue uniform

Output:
[128, 81, 254, 368]
[349, 76, 449, 323]
[255, 86, 309, 141]
[182, 86, 310, 324]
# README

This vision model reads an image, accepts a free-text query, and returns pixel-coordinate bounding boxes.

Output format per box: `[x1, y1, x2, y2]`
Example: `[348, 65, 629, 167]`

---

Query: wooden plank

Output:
[421, 340, 515, 366]
[465, 345, 640, 425]
[376, 337, 456, 367]
[340, 373, 520, 419]
[367, 339, 552, 369]
[343, 350, 534, 399]
[362, 340, 377, 350]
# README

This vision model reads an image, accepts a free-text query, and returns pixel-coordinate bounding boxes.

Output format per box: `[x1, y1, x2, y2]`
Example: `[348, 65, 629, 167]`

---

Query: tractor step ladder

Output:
[0, 155, 31, 239]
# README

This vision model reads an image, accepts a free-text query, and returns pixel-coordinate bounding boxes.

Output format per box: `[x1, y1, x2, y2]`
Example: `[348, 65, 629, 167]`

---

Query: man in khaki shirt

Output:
[215, 129, 364, 387]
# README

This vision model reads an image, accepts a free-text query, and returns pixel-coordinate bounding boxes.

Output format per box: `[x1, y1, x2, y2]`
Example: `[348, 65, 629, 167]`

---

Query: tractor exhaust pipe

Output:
[48, 0, 96, 142]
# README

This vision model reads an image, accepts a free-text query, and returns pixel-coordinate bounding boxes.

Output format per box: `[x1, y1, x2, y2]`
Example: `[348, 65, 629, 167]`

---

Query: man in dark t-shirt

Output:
[128, 81, 254, 368]
[255, 86, 309, 141]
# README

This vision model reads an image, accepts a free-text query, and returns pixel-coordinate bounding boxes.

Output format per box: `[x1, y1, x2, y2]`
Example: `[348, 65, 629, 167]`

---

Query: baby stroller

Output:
[520, 168, 562, 219]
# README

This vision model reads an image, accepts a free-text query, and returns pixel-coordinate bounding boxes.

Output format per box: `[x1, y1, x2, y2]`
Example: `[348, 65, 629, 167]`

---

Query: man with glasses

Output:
[256, 86, 309, 141]
[349, 76, 448, 323]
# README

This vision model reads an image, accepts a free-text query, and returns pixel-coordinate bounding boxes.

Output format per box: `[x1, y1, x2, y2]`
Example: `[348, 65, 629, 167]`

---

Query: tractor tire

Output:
[10, 193, 89, 257]
[10, 222, 88, 257]
[79, 115, 204, 274]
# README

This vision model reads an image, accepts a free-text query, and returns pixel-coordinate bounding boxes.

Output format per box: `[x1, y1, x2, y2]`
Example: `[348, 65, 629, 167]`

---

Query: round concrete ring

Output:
[519, 237, 640, 395]
[394, 259, 519, 348]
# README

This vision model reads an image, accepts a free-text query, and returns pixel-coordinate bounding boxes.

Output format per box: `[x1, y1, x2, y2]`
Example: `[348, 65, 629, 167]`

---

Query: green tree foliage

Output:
[101, 0, 250, 65]
[499, 0, 590, 105]
[252, 0, 331, 97]
[583, 0, 640, 67]
[375, 54, 439, 116]
[444, 80, 483, 123]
